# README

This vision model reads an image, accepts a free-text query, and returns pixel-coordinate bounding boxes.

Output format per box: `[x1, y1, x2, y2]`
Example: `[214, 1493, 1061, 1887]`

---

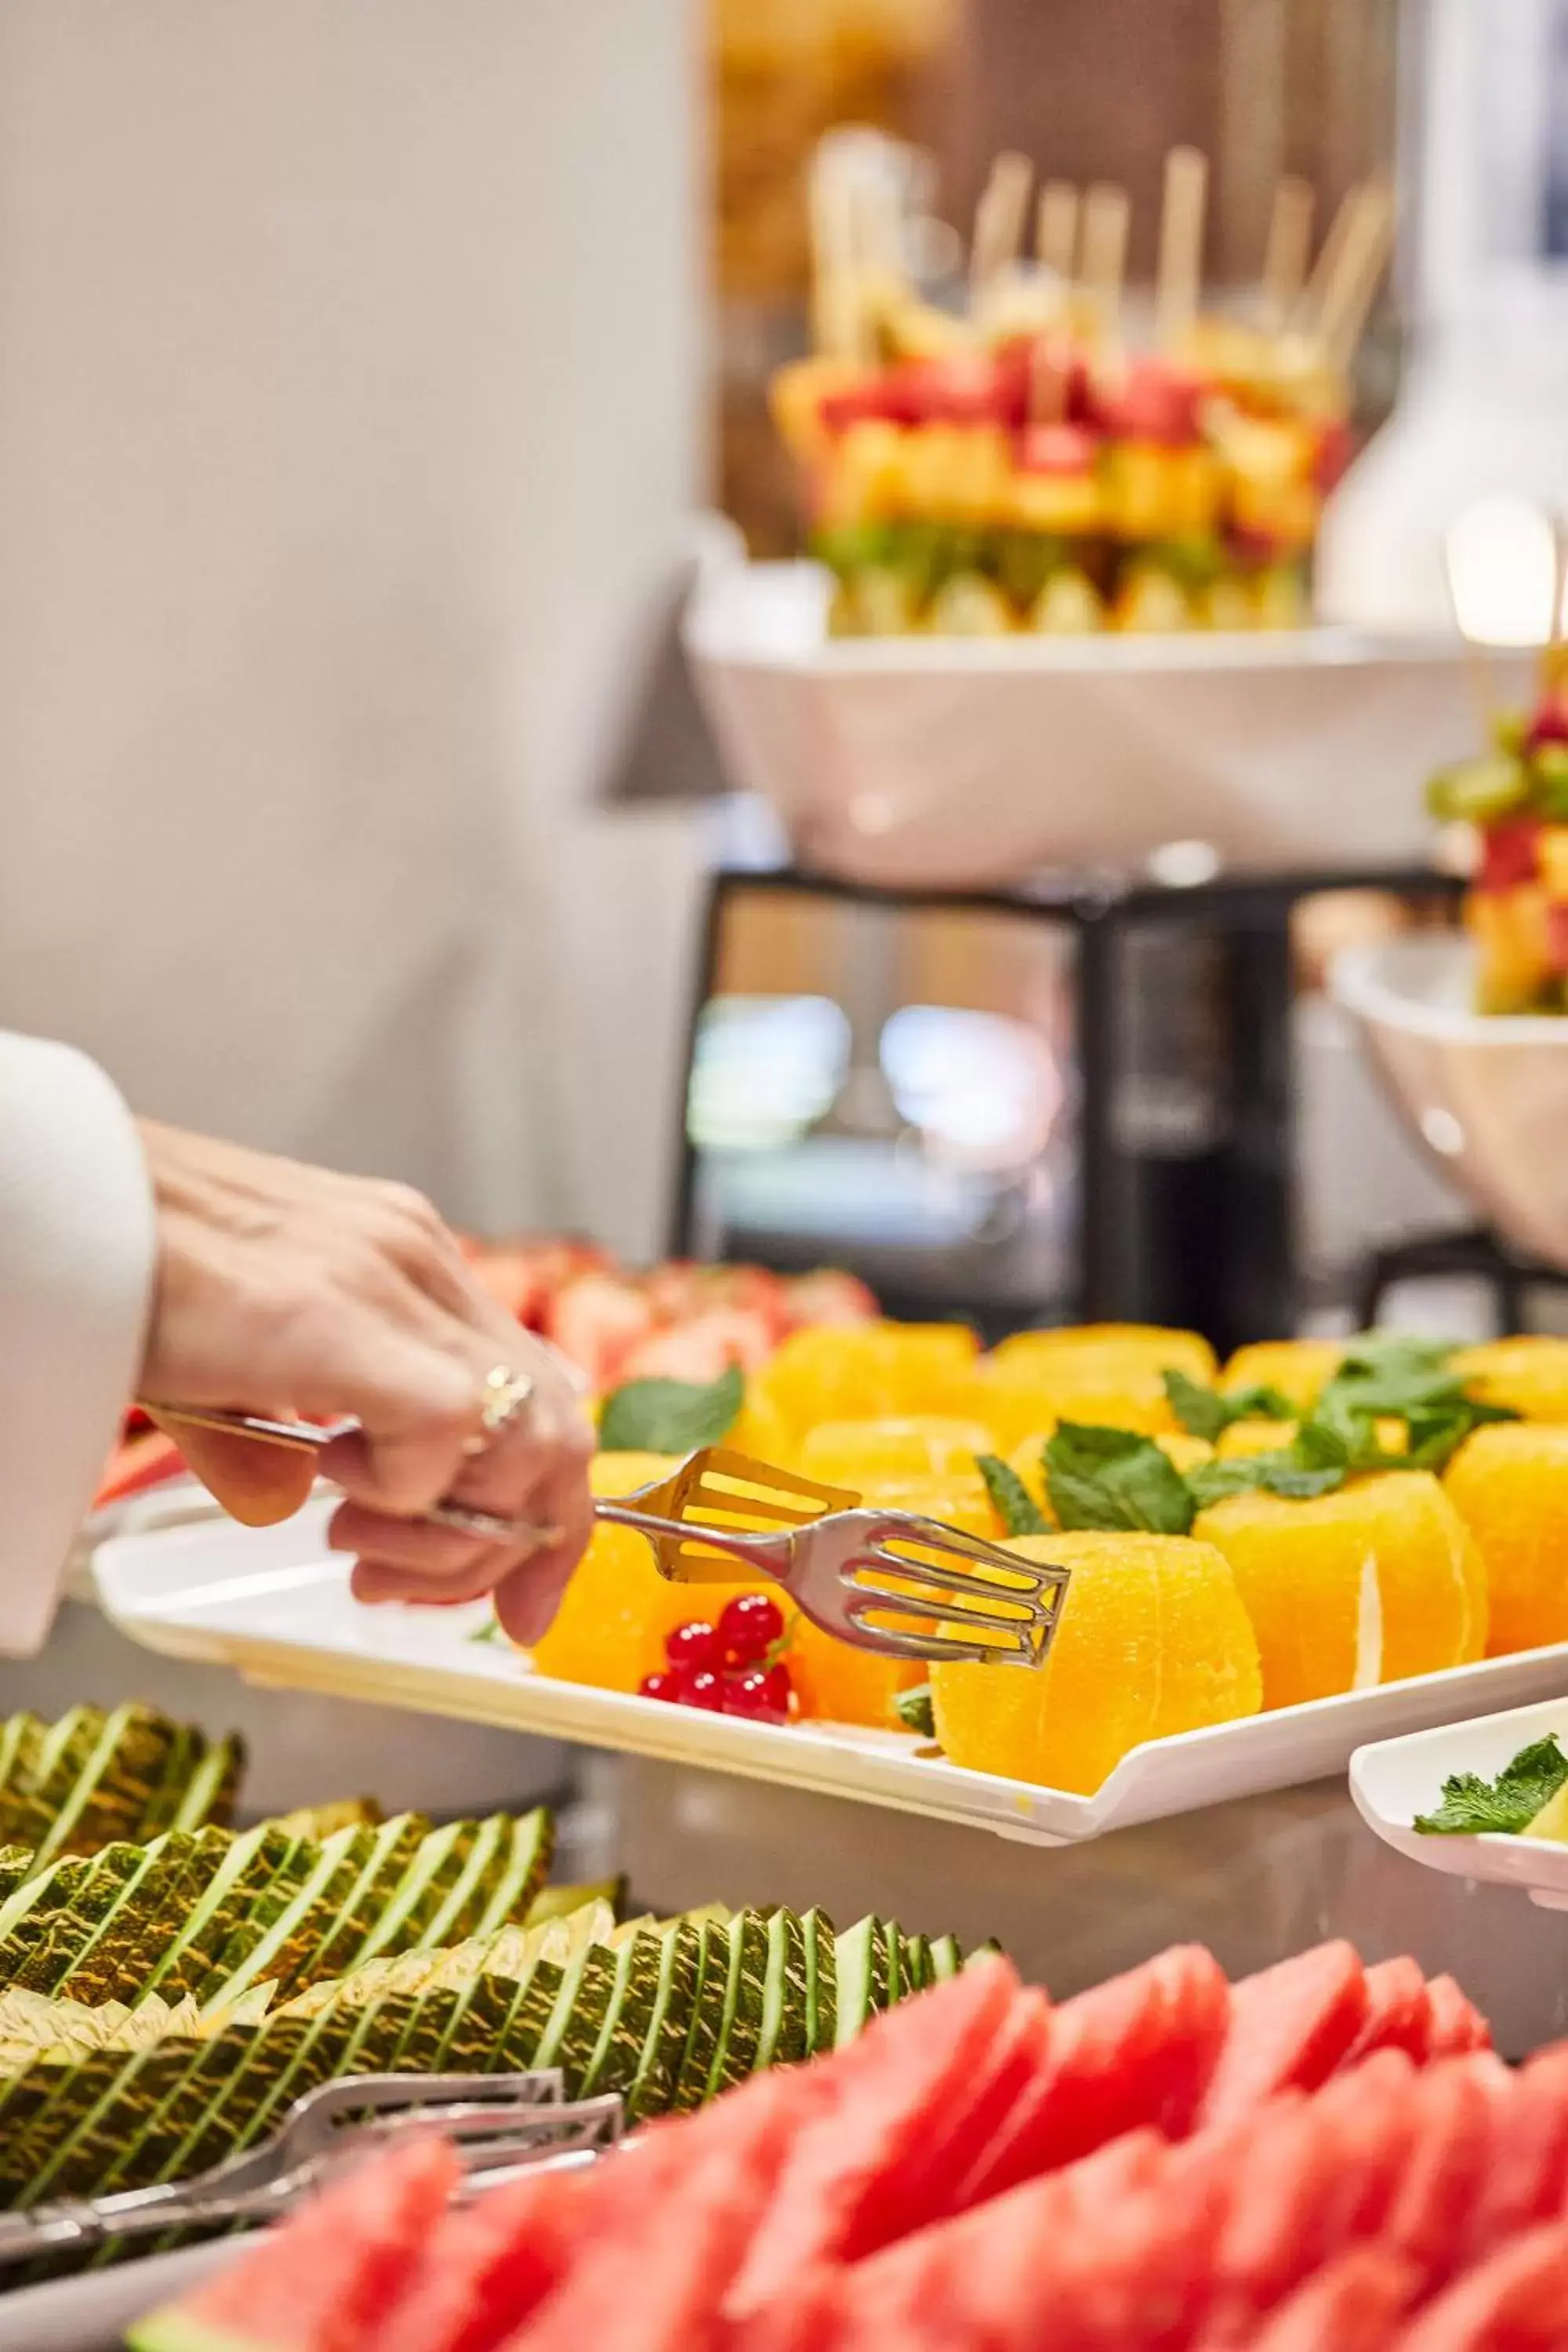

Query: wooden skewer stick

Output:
[1543, 514, 1568, 696]
[1081, 182, 1131, 343]
[1035, 180, 1080, 281]
[1293, 179, 1366, 340]
[971, 150, 1034, 299]
[1156, 145, 1208, 350]
[1441, 519, 1498, 739]
[1318, 176, 1396, 374]
[810, 153, 870, 364]
[1261, 176, 1316, 329]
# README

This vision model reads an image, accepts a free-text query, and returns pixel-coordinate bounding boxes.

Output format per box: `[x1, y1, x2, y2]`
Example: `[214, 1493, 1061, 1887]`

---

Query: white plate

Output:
[683, 543, 1530, 886]
[1332, 934, 1568, 1265]
[0, 2239, 241, 2352]
[1351, 1696, 1568, 1912]
[93, 1509, 1568, 1851]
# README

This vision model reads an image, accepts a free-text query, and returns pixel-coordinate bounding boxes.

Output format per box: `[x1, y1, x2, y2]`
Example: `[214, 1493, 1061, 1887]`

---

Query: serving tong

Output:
[147, 1410, 1067, 1668]
[0, 2069, 620, 2267]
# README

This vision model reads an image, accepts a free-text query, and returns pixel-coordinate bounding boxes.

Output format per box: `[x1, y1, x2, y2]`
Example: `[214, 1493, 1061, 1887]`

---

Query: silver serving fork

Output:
[0, 2071, 622, 2266]
[140, 1412, 1069, 1668]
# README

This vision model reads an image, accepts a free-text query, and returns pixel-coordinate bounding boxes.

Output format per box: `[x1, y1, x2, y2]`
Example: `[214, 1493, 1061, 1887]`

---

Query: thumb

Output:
[154, 1417, 319, 1527]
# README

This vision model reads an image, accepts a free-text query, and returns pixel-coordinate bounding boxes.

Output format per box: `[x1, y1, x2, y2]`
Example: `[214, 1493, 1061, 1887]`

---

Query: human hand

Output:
[135, 1122, 594, 1642]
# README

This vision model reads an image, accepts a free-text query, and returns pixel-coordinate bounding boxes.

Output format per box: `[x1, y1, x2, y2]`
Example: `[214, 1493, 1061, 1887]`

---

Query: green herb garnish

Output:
[1414, 1736, 1568, 1836]
[597, 1363, 744, 1456]
[895, 1684, 936, 1739]
[975, 1454, 1050, 1537]
[1163, 1370, 1294, 1443]
[1044, 1424, 1196, 1536]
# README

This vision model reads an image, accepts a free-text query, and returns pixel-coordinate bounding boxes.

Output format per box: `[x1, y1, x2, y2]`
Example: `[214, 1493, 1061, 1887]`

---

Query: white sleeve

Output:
[0, 1033, 156, 1654]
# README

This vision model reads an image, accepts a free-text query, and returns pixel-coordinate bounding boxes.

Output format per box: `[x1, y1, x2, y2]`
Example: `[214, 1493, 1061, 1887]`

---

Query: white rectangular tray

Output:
[94, 1507, 1568, 1850]
[1351, 1697, 1568, 1912]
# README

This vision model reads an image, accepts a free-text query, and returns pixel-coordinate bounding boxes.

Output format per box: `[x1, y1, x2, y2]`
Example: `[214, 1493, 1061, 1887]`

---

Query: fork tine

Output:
[836, 1615, 1041, 1665]
[853, 1549, 1051, 1613]
[844, 1583, 1050, 1642]
[866, 1516, 1068, 1590]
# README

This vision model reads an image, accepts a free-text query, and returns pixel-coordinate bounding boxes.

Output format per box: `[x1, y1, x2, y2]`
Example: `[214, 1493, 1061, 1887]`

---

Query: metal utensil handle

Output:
[593, 1501, 793, 1574]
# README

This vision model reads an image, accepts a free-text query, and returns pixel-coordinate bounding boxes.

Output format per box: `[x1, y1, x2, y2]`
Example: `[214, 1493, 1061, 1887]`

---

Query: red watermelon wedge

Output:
[724, 1958, 1024, 2318]
[1212, 2246, 1416, 2352]
[499, 2087, 798, 2352]
[956, 1943, 1229, 2209]
[1382, 2056, 1515, 2292]
[1425, 1976, 1492, 2059]
[376, 2165, 592, 2352]
[129, 2136, 459, 2352]
[1392, 2220, 1568, 2351]
[1338, 1957, 1432, 2070]
[1199, 1942, 1368, 2125]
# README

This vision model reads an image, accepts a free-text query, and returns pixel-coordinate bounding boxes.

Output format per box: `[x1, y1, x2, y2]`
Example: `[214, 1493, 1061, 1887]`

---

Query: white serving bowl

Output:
[1331, 933, 1568, 1268]
[683, 544, 1530, 887]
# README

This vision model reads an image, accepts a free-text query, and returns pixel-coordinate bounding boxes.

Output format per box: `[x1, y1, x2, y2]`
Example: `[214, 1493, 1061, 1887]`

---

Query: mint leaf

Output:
[1187, 1452, 1344, 1511]
[976, 1454, 1049, 1537]
[1163, 1370, 1293, 1443]
[467, 1617, 503, 1645]
[1044, 1424, 1195, 1536]
[598, 1363, 744, 1455]
[895, 1684, 936, 1738]
[1414, 1736, 1568, 1835]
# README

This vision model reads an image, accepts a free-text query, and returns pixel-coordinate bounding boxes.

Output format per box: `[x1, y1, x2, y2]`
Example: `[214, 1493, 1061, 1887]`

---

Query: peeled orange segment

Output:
[1452, 1338, 1568, 1424]
[528, 1451, 757, 1693]
[931, 1531, 1262, 1795]
[797, 1417, 996, 1487]
[1194, 1472, 1482, 1712]
[1214, 1417, 1298, 1461]
[991, 1324, 1218, 1384]
[1220, 1340, 1346, 1414]
[1445, 1422, 1568, 1655]
[977, 1326, 1217, 1447]
[753, 1321, 980, 1436]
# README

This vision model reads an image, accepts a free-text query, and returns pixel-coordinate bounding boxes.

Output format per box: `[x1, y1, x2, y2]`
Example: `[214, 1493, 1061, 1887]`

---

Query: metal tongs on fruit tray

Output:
[147, 1406, 1069, 1668]
[0, 2070, 621, 2267]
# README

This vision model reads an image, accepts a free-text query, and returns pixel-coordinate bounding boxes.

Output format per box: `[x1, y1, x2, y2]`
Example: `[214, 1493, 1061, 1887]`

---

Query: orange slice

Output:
[1453, 1338, 1568, 1425]
[931, 1530, 1261, 1795]
[1220, 1340, 1345, 1414]
[1445, 1421, 1568, 1654]
[1194, 1470, 1482, 1710]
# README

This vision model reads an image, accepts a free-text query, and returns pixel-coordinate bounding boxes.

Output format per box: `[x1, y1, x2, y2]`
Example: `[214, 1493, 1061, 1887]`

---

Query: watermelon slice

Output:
[1338, 1957, 1432, 2070]
[1446, 2049, 1568, 2277]
[1392, 2220, 1568, 2351]
[499, 2083, 800, 2352]
[956, 1943, 1229, 2209]
[1382, 2056, 1515, 2292]
[376, 2165, 593, 2352]
[1425, 1976, 1492, 2059]
[129, 2136, 459, 2352]
[1199, 1942, 1369, 2125]
[1212, 2247, 1416, 2352]
[724, 1958, 1024, 2318]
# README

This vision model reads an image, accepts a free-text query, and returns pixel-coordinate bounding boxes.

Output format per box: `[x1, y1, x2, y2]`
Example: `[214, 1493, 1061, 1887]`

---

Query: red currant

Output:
[717, 1592, 786, 1668]
[723, 1663, 793, 1724]
[665, 1619, 719, 1671]
[637, 1671, 681, 1704]
[676, 1667, 726, 1712]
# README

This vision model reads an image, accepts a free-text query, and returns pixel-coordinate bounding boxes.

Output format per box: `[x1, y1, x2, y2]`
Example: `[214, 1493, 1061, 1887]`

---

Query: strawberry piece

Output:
[1200, 1943, 1369, 2125]
[780, 1269, 877, 1328]
[1017, 422, 1099, 474]
[957, 1944, 1229, 2209]
[1478, 818, 1543, 893]
[1392, 2221, 1568, 2352]
[543, 1272, 655, 1391]
[94, 1428, 186, 1510]
[615, 1306, 774, 1385]
[1338, 1957, 1433, 2070]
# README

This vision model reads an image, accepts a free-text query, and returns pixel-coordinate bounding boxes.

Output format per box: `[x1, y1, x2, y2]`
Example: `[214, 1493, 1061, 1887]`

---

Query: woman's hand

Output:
[135, 1122, 594, 1642]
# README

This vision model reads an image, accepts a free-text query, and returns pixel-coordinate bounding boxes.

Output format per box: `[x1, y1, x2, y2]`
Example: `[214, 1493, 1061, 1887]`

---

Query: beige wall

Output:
[0, 0, 704, 1252]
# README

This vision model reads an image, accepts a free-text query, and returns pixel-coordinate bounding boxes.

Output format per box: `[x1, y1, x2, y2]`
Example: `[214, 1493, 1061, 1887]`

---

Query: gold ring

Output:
[459, 1365, 536, 1458]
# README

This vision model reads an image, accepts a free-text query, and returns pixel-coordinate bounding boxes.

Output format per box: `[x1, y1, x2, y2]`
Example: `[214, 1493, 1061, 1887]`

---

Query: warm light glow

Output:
[1446, 496, 1562, 648]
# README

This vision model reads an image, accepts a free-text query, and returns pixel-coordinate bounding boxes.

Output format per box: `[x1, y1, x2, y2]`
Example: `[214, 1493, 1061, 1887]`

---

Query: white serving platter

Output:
[683, 539, 1531, 887]
[0, 2239, 241, 2352]
[1351, 1695, 1568, 1912]
[94, 1506, 1568, 1851]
